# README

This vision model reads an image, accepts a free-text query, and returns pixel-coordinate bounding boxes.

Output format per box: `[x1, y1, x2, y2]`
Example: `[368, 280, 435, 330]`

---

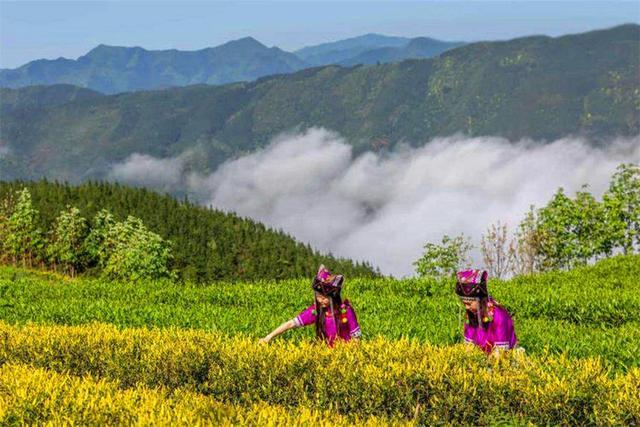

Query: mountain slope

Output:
[1, 25, 638, 182]
[0, 181, 378, 281]
[0, 38, 308, 94]
[0, 84, 103, 115]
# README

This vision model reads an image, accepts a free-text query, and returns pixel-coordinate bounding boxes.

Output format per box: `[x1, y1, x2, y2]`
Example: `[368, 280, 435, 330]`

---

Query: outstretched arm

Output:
[259, 319, 297, 344]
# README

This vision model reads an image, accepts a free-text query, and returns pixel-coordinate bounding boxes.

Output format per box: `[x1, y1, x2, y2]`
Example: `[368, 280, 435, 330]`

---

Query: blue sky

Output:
[1, 1, 638, 68]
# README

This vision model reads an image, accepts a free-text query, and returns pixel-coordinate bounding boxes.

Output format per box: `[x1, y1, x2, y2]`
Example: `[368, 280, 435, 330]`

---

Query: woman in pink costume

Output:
[260, 265, 361, 346]
[455, 269, 518, 354]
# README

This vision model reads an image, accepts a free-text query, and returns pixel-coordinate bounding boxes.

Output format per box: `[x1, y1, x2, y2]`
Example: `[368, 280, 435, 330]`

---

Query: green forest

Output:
[0, 181, 378, 282]
[1, 24, 638, 182]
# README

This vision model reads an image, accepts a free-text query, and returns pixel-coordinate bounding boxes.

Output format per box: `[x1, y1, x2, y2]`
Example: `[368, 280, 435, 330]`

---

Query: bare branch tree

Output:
[481, 221, 515, 279]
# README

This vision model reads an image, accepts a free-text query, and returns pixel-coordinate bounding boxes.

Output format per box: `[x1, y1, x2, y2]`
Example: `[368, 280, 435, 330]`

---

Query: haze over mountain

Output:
[294, 33, 465, 66]
[0, 33, 463, 94]
[294, 33, 412, 65]
[0, 25, 638, 183]
[338, 37, 466, 66]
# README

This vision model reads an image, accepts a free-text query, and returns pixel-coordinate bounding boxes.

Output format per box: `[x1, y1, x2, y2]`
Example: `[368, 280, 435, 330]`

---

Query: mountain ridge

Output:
[0, 37, 308, 94]
[0, 24, 637, 183]
[0, 33, 463, 93]
[339, 36, 465, 66]
[295, 33, 412, 65]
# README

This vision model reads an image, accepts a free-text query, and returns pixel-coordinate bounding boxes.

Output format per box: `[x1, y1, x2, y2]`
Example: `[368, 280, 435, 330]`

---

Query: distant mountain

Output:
[0, 33, 463, 93]
[0, 38, 308, 94]
[294, 33, 411, 65]
[1, 25, 638, 183]
[339, 37, 466, 66]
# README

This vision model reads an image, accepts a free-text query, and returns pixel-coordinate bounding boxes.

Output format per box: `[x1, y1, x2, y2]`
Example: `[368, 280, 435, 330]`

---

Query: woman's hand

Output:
[258, 336, 271, 344]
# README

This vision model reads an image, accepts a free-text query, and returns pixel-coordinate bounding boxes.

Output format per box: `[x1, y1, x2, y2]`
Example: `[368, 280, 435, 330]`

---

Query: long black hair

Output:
[465, 296, 490, 329]
[465, 296, 503, 329]
[314, 292, 347, 341]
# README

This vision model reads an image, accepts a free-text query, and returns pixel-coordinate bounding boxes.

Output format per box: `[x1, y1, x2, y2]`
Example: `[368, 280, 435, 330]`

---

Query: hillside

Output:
[0, 24, 638, 182]
[0, 84, 102, 115]
[0, 181, 378, 282]
[0, 38, 308, 94]
[0, 253, 638, 424]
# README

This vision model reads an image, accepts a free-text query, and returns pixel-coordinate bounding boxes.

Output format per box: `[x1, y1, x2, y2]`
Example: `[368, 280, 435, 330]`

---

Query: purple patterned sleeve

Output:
[463, 324, 474, 344]
[346, 305, 361, 338]
[293, 305, 317, 327]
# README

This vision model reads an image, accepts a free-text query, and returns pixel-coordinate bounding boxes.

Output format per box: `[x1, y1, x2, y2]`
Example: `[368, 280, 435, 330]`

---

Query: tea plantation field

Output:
[0, 255, 638, 425]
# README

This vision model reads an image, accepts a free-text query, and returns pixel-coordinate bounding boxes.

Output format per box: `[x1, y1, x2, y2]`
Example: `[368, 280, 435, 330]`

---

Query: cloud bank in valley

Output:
[109, 128, 640, 276]
[108, 152, 191, 193]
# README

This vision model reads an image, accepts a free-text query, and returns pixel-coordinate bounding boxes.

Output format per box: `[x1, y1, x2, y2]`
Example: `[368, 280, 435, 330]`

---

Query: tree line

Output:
[414, 163, 640, 279]
[0, 181, 379, 282]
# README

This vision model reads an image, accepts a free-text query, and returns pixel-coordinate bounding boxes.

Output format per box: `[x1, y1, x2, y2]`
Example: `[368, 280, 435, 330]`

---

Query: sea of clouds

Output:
[109, 128, 640, 276]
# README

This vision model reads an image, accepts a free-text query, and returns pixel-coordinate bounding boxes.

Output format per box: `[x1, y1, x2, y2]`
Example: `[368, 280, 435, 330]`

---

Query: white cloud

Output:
[110, 128, 640, 277]
[108, 152, 189, 192]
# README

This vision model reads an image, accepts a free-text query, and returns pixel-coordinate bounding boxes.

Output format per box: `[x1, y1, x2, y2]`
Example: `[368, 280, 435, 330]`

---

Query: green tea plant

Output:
[1, 255, 638, 369]
[0, 322, 637, 425]
[1, 363, 401, 426]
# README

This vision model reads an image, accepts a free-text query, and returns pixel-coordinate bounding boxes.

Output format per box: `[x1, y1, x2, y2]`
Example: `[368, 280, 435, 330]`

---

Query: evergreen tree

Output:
[0, 181, 379, 281]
